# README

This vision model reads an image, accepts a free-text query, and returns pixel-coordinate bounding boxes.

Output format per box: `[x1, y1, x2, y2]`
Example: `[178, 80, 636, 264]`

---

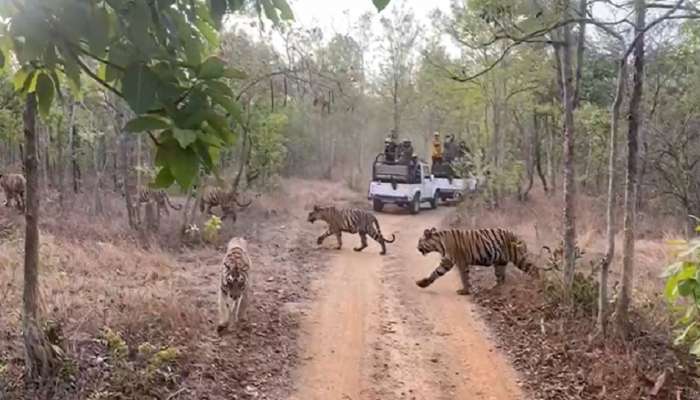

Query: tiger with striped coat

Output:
[416, 227, 538, 295]
[200, 188, 252, 222]
[138, 189, 181, 216]
[0, 173, 25, 211]
[217, 237, 252, 334]
[307, 205, 395, 255]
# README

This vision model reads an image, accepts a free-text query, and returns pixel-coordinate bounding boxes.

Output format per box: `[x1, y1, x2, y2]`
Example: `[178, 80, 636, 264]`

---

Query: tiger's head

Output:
[226, 237, 248, 252]
[417, 227, 442, 255]
[307, 205, 330, 223]
[223, 237, 249, 289]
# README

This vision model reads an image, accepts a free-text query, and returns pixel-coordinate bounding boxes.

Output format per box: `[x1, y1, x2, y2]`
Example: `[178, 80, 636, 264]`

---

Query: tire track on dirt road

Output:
[291, 207, 524, 400]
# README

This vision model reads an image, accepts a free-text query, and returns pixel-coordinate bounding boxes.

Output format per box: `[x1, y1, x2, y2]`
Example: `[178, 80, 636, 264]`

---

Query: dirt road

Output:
[291, 207, 524, 400]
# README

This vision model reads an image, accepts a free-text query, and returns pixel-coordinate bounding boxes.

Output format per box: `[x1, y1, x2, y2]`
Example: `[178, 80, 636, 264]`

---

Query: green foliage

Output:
[249, 112, 289, 184]
[203, 215, 222, 242]
[102, 327, 128, 361]
[0, 0, 293, 189]
[372, 0, 392, 12]
[663, 231, 700, 359]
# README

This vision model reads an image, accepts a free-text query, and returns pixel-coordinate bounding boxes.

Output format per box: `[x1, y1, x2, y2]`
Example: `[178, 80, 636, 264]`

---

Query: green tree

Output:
[0, 0, 294, 384]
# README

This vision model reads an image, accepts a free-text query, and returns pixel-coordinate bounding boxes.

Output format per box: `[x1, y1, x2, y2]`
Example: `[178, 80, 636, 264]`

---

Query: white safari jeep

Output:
[430, 160, 478, 202]
[367, 155, 438, 214]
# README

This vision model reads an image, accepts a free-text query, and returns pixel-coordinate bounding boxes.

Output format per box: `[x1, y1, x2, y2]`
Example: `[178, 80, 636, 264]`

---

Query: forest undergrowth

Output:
[449, 188, 700, 399]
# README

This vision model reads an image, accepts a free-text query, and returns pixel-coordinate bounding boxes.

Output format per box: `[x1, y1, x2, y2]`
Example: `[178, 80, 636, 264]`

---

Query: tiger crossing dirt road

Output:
[291, 207, 524, 400]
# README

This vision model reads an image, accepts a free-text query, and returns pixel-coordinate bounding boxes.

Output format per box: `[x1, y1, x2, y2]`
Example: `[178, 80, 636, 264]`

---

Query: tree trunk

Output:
[534, 114, 548, 192]
[615, 0, 645, 336]
[233, 127, 249, 191]
[573, 0, 587, 108]
[117, 110, 137, 229]
[559, 18, 578, 290]
[514, 111, 534, 200]
[393, 77, 400, 133]
[136, 135, 142, 191]
[22, 93, 60, 385]
[546, 114, 557, 193]
[597, 59, 627, 336]
[70, 124, 81, 194]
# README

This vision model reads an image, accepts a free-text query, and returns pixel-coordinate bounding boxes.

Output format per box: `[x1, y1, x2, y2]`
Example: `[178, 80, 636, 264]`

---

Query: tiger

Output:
[0, 173, 26, 211]
[217, 237, 252, 334]
[415, 227, 538, 295]
[200, 188, 253, 222]
[138, 189, 182, 216]
[307, 204, 396, 255]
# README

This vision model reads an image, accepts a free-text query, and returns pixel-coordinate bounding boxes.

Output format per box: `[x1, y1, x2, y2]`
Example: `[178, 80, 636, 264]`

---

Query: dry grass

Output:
[451, 187, 685, 296]
[449, 187, 699, 399]
[0, 179, 350, 399]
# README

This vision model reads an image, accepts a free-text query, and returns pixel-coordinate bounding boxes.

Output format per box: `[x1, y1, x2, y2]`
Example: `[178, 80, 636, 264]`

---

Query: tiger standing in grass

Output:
[307, 204, 396, 255]
[200, 188, 252, 222]
[217, 237, 252, 334]
[0, 173, 26, 211]
[416, 227, 538, 295]
[138, 189, 182, 216]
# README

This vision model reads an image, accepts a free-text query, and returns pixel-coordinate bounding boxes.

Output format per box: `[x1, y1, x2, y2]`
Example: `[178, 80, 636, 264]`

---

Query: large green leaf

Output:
[209, 89, 241, 121]
[678, 279, 697, 297]
[206, 80, 234, 98]
[88, 5, 111, 58]
[198, 56, 226, 79]
[372, 0, 391, 11]
[272, 0, 294, 20]
[195, 19, 220, 48]
[106, 44, 130, 83]
[12, 68, 29, 92]
[153, 166, 176, 188]
[157, 140, 199, 188]
[126, 0, 152, 53]
[173, 128, 198, 148]
[35, 72, 55, 117]
[261, 0, 280, 25]
[57, 43, 82, 95]
[223, 66, 247, 80]
[125, 115, 171, 132]
[122, 63, 159, 114]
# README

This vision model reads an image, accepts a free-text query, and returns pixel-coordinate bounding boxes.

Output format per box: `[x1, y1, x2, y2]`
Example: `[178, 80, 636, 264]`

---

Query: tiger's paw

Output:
[416, 278, 432, 288]
[456, 288, 471, 296]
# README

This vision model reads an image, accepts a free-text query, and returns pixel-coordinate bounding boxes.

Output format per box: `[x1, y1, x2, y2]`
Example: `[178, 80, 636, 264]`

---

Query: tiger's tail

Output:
[235, 197, 253, 208]
[165, 193, 182, 210]
[373, 219, 395, 243]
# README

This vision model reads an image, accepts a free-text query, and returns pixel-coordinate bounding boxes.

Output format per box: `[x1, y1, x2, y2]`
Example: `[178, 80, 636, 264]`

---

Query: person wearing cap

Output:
[431, 131, 443, 166]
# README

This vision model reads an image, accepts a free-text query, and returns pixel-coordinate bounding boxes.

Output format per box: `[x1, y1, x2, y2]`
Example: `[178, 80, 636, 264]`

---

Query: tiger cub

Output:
[416, 227, 538, 295]
[201, 188, 253, 222]
[138, 189, 181, 216]
[307, 205, 396, 255]
[217, 237, 252, 334]
[0, 173, 25, 211]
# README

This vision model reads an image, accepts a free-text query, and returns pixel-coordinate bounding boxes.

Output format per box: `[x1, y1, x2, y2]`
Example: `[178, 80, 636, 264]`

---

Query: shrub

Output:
[663, 228, 700, 358]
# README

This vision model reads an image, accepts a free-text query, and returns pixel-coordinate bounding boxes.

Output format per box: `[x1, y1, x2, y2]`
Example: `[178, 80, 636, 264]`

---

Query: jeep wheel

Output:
[373, 198, 384, 212]
[409, 192, 421, 215]
[429, 191, 439, 209]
